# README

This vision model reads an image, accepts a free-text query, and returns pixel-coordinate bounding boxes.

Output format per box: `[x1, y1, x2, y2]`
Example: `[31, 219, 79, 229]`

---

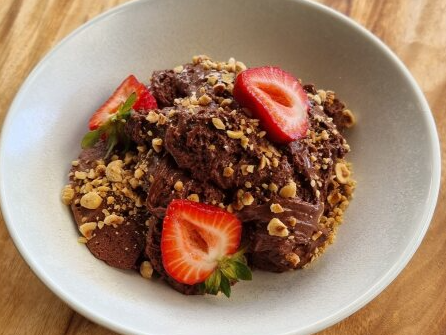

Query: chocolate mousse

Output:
[62, 55, 356, 295]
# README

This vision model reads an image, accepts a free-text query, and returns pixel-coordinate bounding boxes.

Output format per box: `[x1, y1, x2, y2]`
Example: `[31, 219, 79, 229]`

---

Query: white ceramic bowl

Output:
[0, 0, 440, 334]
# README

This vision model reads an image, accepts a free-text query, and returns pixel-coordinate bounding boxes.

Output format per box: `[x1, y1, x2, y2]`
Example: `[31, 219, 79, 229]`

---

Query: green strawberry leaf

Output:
[233, 261, 252, 280]
[205, 269, 221, 295]
[105, 131, 118, 158]
[119, 92, 136, 115]
[81, 129, 101, 149]
[201, 248, 252, 298]
[220, 263, 238, 281]
[220, 275, 231, 298]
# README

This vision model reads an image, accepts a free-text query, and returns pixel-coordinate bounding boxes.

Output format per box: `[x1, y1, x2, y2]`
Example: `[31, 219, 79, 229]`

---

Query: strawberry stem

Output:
[201, 248, 252, 297]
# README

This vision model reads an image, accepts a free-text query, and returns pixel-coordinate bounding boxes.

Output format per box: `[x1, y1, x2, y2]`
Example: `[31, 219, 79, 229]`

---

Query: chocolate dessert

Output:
[62, 56, 356, 296]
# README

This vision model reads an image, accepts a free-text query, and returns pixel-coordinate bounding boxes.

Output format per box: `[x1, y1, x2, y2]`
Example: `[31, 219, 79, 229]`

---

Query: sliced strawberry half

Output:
[233, 66, 309, 144]
[88, 75, 157, 130]
[161, 200, 251, 296]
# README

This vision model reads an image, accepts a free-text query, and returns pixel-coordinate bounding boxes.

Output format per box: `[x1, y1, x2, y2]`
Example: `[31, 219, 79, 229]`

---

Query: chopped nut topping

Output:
[317, 89, 326, 102]
[223, 166, 234, 177]
[198, 94, 212, 105]
[312, 231, 323, 241]
[342, 109, 356, 128]
[244, 181, 252, 188]
[258, 131, 267, 138]
[226, 83, 234, 94]
[279, 181, 297, 198]
[140, 261, 154, 279]
[220, 98, 232, 107]
[104, 214, 124, 225]
[327, 191, 342, 205]
[271, 157, 279, 167]
[74, 171, 87, 180]
[106, 160, 123, 182]
[106, 196, 115, 205]
[212, 117, 226, 130]
[335, 162, 351, 184]
[87, 169, 97, 179]
[227, 130, 244, 139]
[235, 61, 247, 72]
[285, 253, 301, 267]
[134, 168, 144, 179]
[95, 164, 106, 174]
[71, 160, 79, 167]
[77, 236, 88, 244]
[213, 83, 226, 94]
[270, 203, 284, 213]
[79, 222, 97, 239]
[174, 180, 184, 191]
[321, 130, 329, 140]
[157, 114, 168, 125]
[187, 194, 200, 202]
[344, 185, 354, 196]
[80, 192, 102, 209]
[152, 138, 163, 153]
[258, 155, 268, 170]
[240, 136, 249, 149]
[267, 218, 289, 237]
[221, 73, 235, 84]
[173, 65, 183, 73]
[242, 192, 254, 206]
[313, 94, 322, 105]
[207, 75, 218, 85]
[61, 185, 75, 205]
[97, 186, 110, 192]
[269, 183, 278, 192]
[146, 111, 160, 123]
[246, 165, 255, 173]
[288, 217, 297, 227]
[192, 54, 210, 64]
[339, 200, 350, 211]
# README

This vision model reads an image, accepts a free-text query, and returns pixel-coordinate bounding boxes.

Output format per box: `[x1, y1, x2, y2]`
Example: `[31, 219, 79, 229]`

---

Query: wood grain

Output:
[0, 1, 445, 334]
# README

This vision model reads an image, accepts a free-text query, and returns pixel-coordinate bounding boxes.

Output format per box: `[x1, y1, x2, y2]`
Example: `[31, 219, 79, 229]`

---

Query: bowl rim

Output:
[0, 0, 441, 334]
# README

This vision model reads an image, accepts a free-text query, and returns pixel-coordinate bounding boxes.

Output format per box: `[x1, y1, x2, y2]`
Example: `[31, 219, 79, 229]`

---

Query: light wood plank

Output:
[0, 1, 444, 334]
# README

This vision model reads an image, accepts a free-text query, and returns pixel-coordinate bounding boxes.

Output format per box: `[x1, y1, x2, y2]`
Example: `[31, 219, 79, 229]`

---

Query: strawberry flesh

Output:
[233, 66, 309, 144]
[89, 75, 157, 130]
[161, 200, 242, 285]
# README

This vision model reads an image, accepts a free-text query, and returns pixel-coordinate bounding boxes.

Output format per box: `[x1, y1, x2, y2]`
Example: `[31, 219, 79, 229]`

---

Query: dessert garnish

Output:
[233, 66, 309, 144]
[81, 75, 157, 157]
[161, 200, 251, 297]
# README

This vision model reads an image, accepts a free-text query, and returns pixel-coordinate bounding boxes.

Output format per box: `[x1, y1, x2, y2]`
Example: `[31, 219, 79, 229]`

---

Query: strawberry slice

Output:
[233, 66, 309, 144]
[88, 75, 157, 130]
[161, 200, 251, 297]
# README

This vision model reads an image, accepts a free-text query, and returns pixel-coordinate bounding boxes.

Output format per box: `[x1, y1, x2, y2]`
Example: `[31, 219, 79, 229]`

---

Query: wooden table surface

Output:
[1, 0, 445, 334]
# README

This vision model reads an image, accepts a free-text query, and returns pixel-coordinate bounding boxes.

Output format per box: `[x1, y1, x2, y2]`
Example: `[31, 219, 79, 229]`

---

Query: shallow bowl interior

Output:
[0, 0, 439, 335]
